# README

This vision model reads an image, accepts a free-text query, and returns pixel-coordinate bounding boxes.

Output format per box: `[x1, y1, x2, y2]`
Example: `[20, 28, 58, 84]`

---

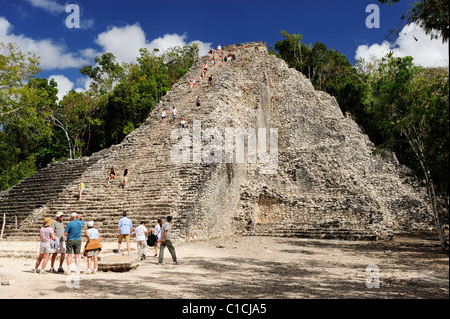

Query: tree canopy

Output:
[378, 0, 449, 42]
[0, 41, 199, 191]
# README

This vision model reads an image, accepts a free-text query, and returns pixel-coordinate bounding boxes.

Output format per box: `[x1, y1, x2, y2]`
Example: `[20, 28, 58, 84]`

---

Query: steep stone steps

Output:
[242, 222, 379, 241]
[1, 41, 434, 244]
[2, 49, 232, 241]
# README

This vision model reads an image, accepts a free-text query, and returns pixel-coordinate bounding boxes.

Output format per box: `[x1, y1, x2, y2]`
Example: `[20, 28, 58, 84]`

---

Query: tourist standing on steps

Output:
[83, 221, 102, 274]
[64, 212, 84, 275]
[134, 221, 151, 260]
[50, 212, 66, 273]
[116, 211, 133, 255]
[158, 216, 178, 265]
[32, 217, 56, 274]
[78, 180, 85, 200]
[154, 219, 162, 257]
[122, 166, 129, 187]
[161, 108, 166, 122]
[171, 106, 177, 123]
[208, 75, 213, 87]
[196, 96, 201, 109]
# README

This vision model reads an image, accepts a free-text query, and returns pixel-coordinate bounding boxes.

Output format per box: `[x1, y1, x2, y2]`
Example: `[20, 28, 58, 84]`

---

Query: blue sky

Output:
[1, 0, 448, 100]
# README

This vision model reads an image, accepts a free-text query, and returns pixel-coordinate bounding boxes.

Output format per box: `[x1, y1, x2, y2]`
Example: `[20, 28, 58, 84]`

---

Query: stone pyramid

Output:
[0, 42, 433, 242]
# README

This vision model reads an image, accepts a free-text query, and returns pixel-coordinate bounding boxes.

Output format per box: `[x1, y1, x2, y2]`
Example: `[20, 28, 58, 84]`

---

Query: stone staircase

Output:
[2, 44, 258, 241]
[0, 41, 436, 243]
[0, 154, 105, 237]
[242, 222, 378, 241]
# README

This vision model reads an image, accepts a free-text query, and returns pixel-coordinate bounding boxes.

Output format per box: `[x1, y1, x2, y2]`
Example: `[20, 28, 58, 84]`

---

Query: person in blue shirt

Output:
[64, 212, 84, 275]
[115, 211, 133, 255]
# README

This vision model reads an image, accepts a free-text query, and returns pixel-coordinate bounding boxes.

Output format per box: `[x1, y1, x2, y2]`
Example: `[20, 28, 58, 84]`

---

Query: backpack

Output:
[147, 231, 157, 247]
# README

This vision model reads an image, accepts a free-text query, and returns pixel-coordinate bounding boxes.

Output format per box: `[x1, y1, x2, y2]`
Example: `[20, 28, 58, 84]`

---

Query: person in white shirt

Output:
[171, 106, 177, 123]
[154, 219, 162, 257]
[133, 221, 151, 260]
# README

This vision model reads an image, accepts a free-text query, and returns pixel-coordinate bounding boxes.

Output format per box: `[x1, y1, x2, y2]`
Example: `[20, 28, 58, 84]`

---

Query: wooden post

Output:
[0, 213, 5, 239]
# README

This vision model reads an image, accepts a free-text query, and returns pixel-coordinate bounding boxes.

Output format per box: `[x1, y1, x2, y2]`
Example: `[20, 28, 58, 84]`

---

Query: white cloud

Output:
[75, 76, 94, 92]
[0, 17, 89, 70]
[355, 23, 449, 67]
[49, 74, 74, 101]
[95, 23, 212, 64]
[25, 0, 65, 15]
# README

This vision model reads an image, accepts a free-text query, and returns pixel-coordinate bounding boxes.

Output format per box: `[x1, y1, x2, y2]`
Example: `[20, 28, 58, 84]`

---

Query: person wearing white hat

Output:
[50, 212, 66, 273]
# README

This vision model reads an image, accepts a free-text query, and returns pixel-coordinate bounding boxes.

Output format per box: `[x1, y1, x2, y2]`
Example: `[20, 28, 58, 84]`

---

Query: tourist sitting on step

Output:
[108, 168, 116, 184]
[180, 116, 188, 130]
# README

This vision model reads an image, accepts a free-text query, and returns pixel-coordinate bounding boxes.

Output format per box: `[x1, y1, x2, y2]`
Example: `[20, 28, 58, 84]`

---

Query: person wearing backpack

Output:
[153, 219, 162, 257]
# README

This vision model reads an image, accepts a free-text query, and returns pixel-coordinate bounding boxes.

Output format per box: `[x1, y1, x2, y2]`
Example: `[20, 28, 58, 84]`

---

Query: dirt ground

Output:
[0, 232, 448, 300]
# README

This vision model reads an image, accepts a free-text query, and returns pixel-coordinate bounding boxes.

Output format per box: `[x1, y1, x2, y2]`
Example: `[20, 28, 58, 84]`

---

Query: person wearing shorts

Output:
[78, 181, 85, 200]
[50, 211, 66, 273]
[122, 166, 129, 187]
[171, 106, 177, 122]
[64, 212, 84, 275]
[116, 211, 133, 255]
[83, 221, 102, 274]
[33, 218, 56, 274]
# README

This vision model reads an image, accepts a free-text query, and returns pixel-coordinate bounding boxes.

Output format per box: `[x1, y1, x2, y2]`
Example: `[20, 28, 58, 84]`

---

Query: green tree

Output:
[0, 42, 54, 190]
[270, 31, 368, 131]
[55, 90, 101, 158]
[362, 53, 449, 250]
[79, 52, 125, 95]
[379, 0, 449, 42]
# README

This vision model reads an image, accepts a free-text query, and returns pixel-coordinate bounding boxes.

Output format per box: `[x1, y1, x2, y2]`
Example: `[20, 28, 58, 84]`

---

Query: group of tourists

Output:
[32, 211, 178, 275]
[32, 44, 245, 275]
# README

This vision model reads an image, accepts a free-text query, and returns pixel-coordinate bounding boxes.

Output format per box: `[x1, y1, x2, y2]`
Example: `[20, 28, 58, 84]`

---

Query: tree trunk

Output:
[405, 131, 449, 252]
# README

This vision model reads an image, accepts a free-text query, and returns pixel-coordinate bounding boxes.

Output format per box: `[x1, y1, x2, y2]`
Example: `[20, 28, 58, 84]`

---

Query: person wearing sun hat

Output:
[32, 217, 56, 274]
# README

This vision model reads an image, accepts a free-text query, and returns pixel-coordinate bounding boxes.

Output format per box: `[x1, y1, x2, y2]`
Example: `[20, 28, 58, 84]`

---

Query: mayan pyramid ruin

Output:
[0, 41, 434, 242]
